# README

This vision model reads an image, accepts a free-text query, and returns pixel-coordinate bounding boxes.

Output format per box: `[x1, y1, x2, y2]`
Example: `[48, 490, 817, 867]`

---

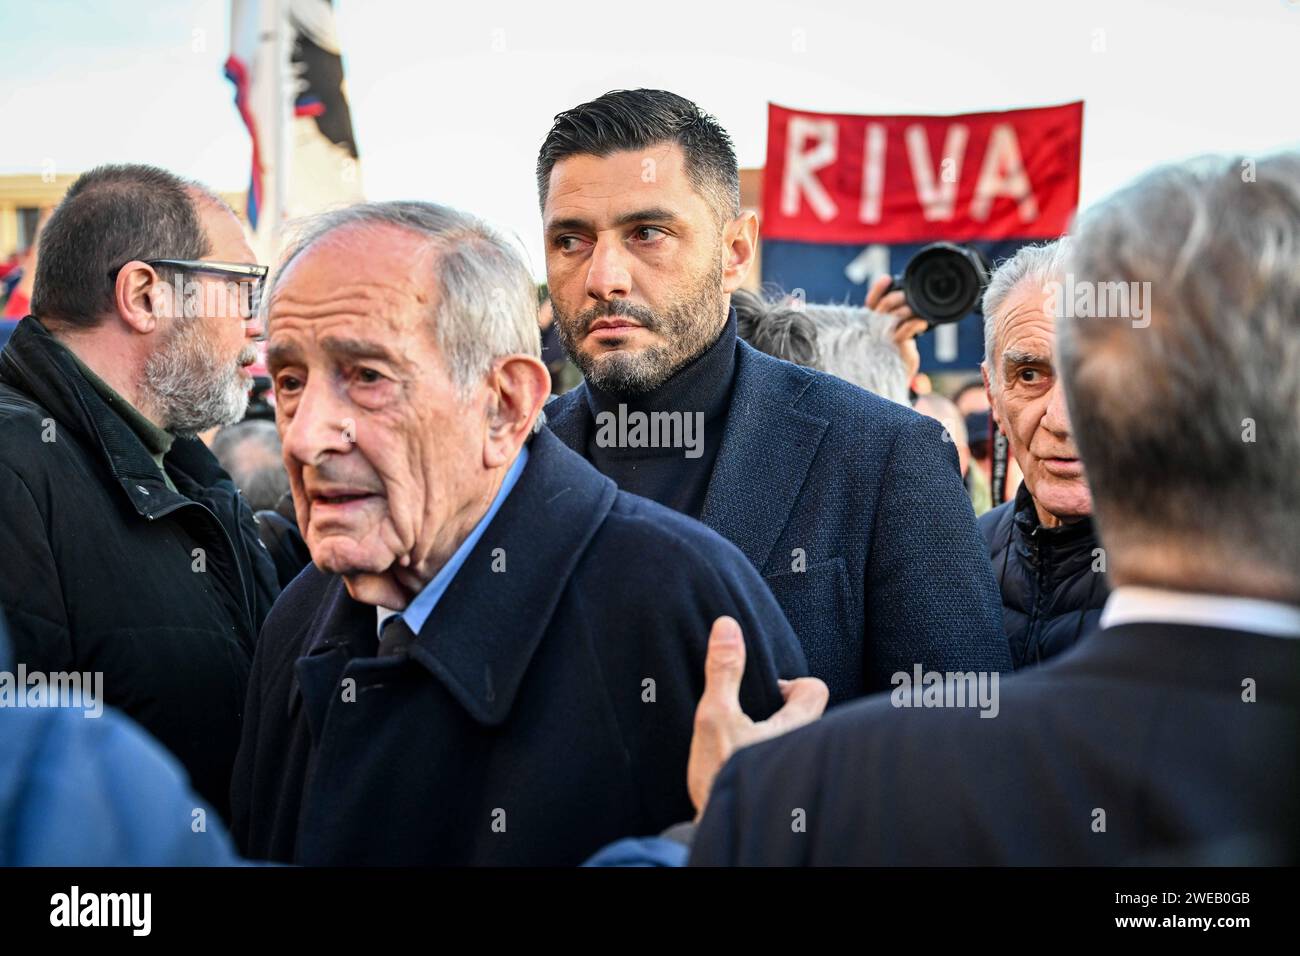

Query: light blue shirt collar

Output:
[376, 444, 529, 639]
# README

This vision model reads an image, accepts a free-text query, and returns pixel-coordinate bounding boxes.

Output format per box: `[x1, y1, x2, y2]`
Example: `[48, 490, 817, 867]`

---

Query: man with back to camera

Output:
[592, 153, 1300, 866]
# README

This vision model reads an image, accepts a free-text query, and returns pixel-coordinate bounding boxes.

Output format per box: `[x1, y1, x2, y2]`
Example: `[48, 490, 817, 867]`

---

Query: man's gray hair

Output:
[270, 201, 541, 397]
[981, 238, 1072, 383]
[1060, 152, 1300, 589]
[807, 302, 910, 405]
[732, 289, 909, 405]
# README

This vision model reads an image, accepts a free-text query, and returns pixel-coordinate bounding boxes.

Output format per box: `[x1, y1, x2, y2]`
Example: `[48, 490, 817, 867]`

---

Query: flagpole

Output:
[270, 0, 292, 261]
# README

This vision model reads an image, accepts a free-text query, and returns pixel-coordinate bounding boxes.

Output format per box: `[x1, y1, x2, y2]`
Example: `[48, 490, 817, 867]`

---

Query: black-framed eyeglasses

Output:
[146, 257, 267, 278]
[109, 259, 268, 282]
[110, 258, 269, 333]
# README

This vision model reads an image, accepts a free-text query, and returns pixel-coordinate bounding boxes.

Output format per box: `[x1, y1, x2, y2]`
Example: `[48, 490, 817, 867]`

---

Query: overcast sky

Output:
[2, 0, 1297, 275]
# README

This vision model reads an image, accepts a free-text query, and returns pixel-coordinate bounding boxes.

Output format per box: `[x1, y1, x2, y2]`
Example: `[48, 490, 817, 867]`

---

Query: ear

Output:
[114, 260, 164, 335]
[721, 210, 759, 294]
[483, 354, 551, 469]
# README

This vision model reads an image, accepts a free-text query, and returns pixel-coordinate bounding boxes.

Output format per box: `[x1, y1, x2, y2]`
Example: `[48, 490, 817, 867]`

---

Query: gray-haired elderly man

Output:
[229, 201, 813, 865]
[976, 239, 1110, 668]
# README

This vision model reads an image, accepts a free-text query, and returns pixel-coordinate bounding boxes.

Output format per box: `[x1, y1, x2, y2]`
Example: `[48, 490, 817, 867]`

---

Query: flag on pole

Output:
[225, 0, 363, 258]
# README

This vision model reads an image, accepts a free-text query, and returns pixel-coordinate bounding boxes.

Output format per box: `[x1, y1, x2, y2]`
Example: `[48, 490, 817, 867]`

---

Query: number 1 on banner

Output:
[844, 244, 890, 286]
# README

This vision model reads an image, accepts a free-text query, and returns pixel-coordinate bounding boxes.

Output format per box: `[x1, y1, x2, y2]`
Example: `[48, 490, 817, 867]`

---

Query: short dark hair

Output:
[31, 164, 212, 329]
[536, 89, 741, 224]
[731, 288, 818, 367]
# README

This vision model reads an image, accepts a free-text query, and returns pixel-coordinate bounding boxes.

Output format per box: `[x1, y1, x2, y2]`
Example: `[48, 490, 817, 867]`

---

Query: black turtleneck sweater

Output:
[582, 309, 737, 519]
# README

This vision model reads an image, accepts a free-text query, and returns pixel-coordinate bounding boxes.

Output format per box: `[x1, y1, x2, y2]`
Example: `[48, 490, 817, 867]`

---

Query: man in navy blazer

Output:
[537, 89, 1009, 703]
[230, 201, 810, 865]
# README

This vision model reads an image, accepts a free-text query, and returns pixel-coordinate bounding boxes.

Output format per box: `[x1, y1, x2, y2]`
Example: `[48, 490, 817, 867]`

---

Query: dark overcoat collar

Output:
[546, 338, 830, 573]
[292, 428, 619, 729]
[0, 315, 227, 519]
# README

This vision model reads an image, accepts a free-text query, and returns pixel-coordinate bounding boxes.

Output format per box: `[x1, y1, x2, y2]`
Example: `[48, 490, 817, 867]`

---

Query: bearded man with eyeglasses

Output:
[0, 164, 279, 822]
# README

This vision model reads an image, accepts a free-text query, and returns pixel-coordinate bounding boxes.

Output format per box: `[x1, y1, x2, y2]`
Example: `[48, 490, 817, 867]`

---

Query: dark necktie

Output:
[378, 614, 416, 658]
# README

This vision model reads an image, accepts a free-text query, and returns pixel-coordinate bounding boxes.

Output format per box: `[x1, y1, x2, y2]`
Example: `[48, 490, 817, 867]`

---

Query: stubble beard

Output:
[143, 319, 256, 436]
[554, 257, 727, 397]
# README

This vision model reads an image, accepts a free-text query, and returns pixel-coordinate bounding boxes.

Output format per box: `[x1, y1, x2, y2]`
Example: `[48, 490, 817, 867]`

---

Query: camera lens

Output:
[922, 263, 965, 309]
[901, 243, 991, 325]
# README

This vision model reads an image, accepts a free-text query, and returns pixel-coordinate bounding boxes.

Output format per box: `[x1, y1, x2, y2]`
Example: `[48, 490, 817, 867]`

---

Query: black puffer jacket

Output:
[0, 317, 279, 819]
[979, 482, 1109, 669]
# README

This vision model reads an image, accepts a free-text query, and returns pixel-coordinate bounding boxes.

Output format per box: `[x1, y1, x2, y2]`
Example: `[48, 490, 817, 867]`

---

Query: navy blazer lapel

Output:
[406, 428, 618, 726]
[289, 573, 375, 739]
[700, 341, 829, 573]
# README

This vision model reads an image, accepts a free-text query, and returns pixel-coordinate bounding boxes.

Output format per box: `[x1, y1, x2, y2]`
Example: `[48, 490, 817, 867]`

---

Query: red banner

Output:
[762, 101, 1083, 245]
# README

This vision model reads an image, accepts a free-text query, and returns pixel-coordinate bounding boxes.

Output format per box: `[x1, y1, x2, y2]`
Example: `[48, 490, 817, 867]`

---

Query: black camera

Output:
[885, 242, 992, 326]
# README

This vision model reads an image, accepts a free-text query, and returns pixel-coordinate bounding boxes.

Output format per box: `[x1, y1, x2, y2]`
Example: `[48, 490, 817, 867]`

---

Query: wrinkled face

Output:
[144, 200, 260, 434]
[266, 224, 492, 600]
[986, 281, 1093, 527]
[543, 144, 729, 395]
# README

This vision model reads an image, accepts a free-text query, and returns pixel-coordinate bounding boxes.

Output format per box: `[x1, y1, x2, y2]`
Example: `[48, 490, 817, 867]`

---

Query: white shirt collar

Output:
[376, 606, 399, 637]
[1100, 586, 1300, 639]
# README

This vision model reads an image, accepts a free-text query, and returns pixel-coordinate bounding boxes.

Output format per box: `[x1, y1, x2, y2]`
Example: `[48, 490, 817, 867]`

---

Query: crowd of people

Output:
[0, 89, 1296, 866]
